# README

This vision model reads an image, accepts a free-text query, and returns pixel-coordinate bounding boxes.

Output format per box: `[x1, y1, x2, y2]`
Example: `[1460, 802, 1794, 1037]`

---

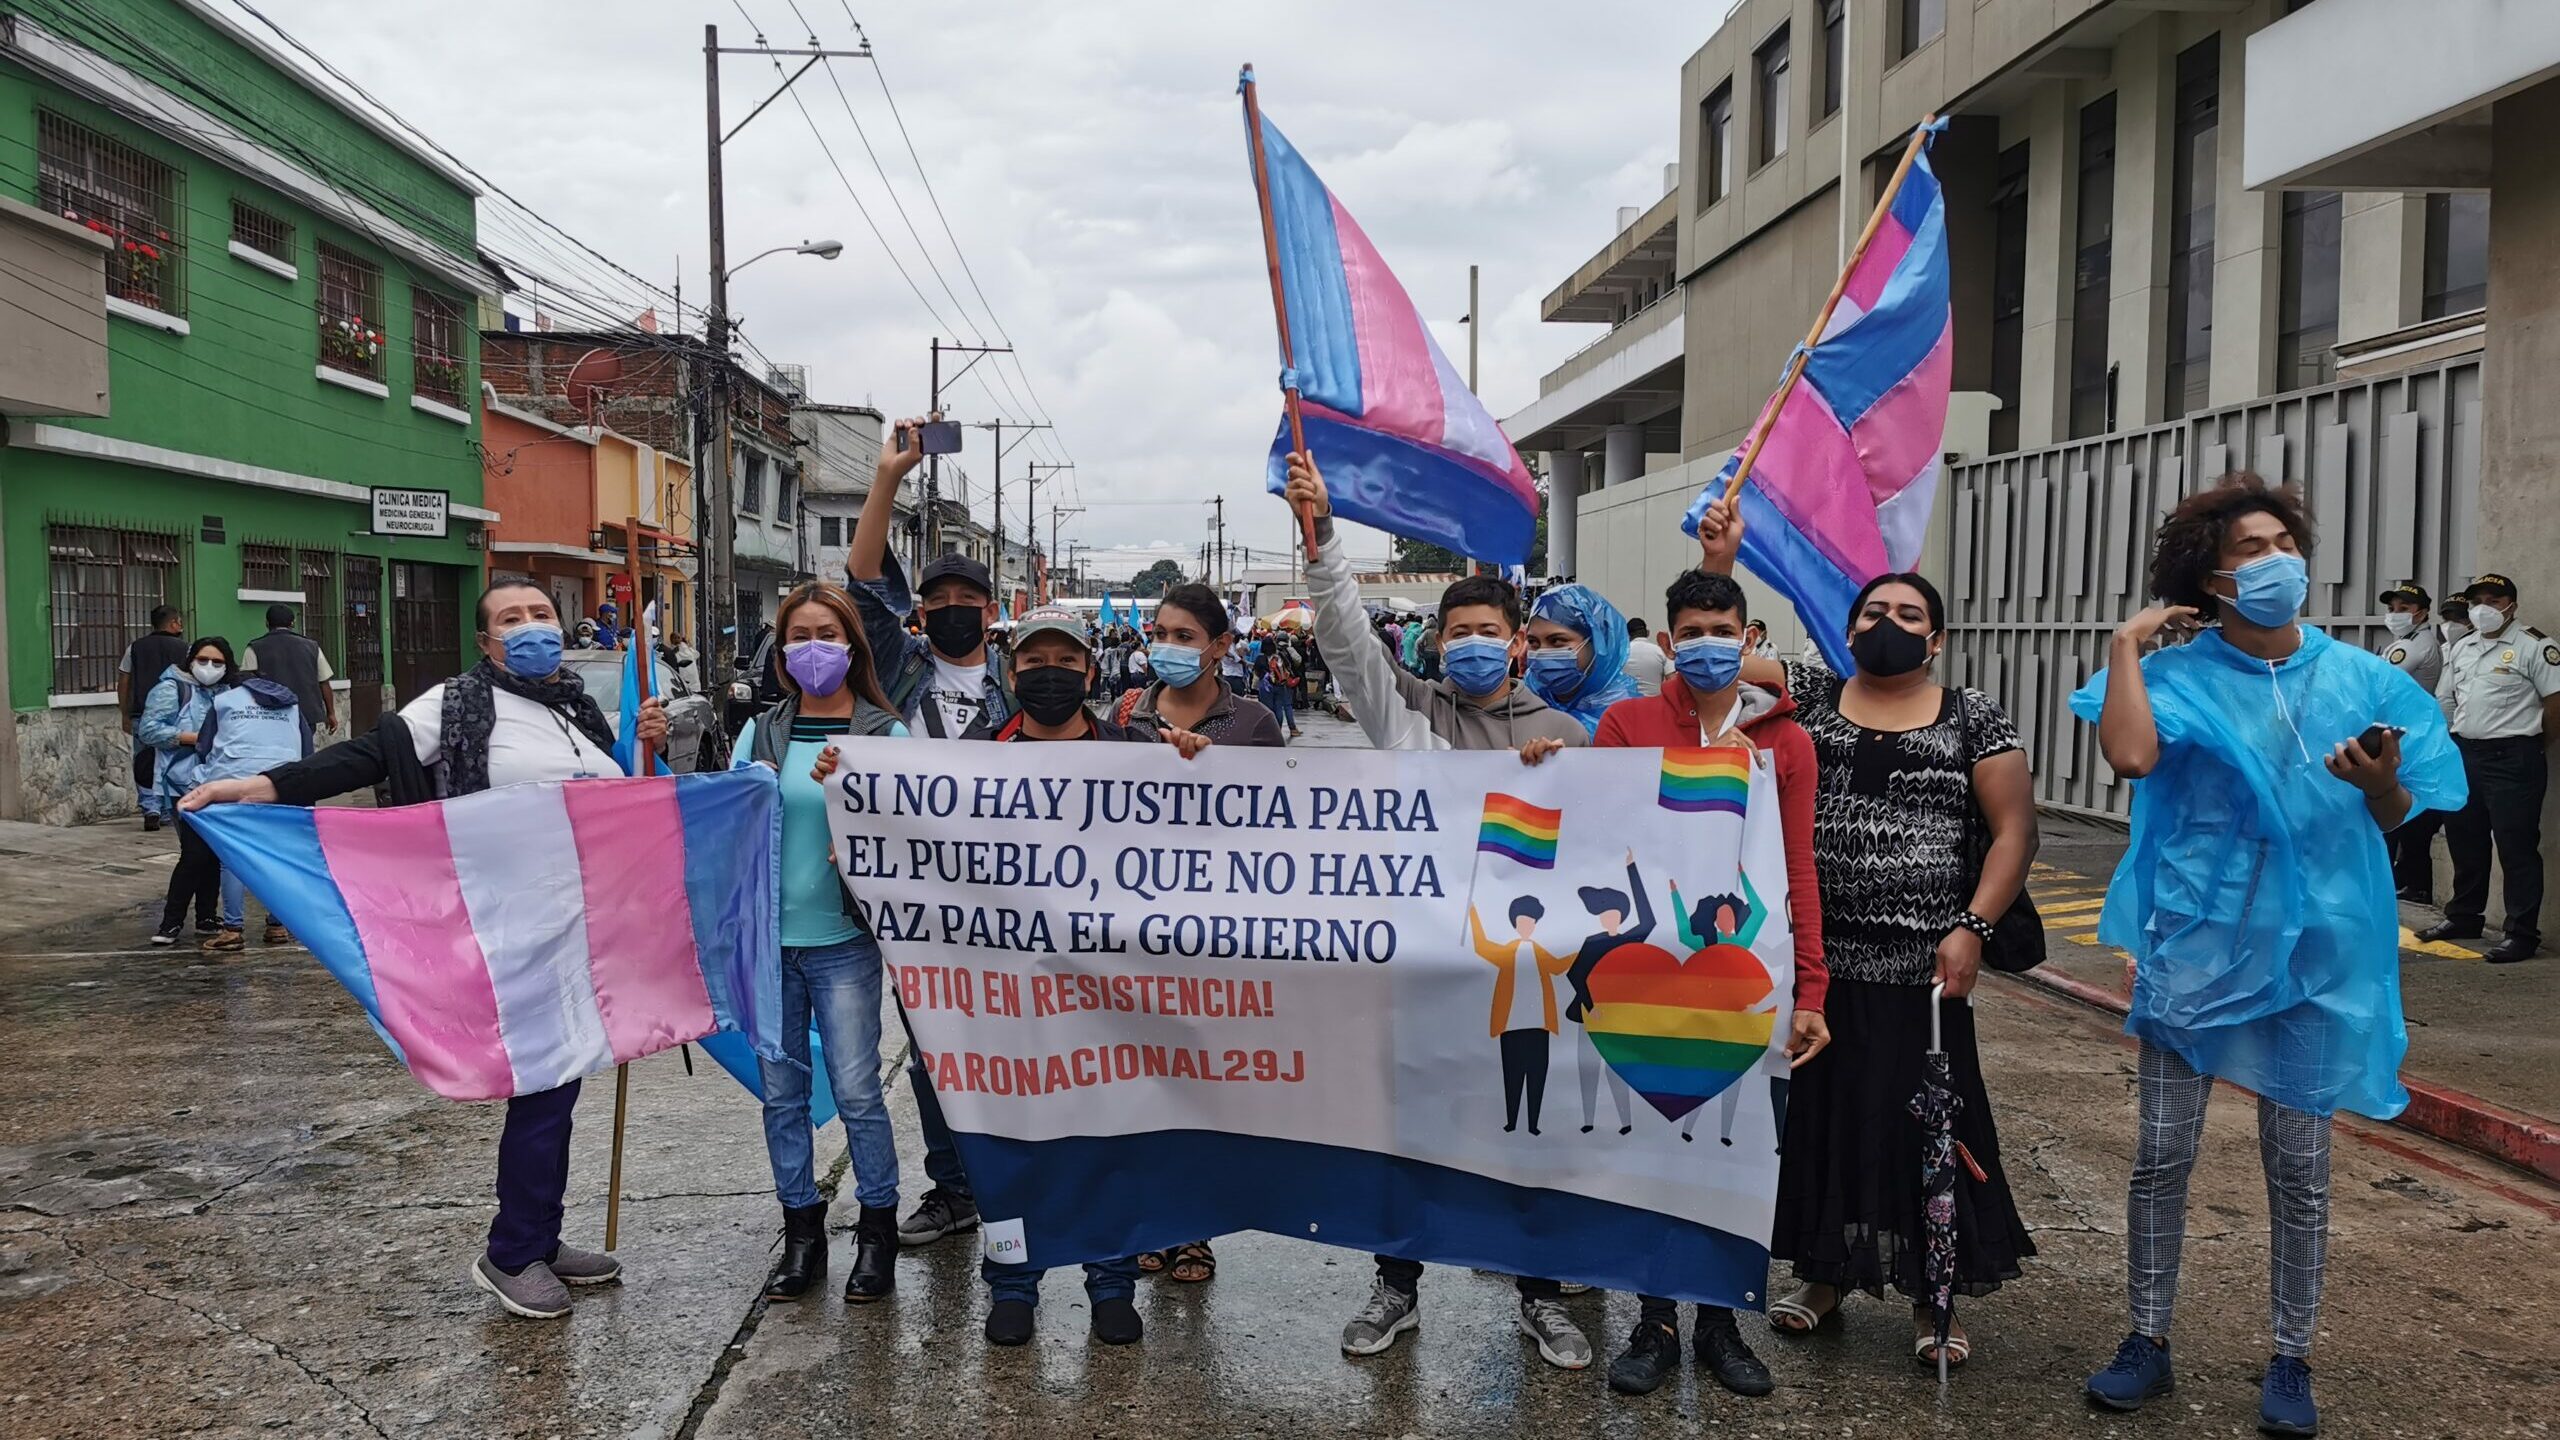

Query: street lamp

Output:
[726, 238, 844, 279]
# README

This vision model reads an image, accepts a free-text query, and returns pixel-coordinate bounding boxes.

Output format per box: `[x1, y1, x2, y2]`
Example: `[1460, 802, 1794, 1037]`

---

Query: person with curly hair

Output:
[2069, 473, 2465, 1436]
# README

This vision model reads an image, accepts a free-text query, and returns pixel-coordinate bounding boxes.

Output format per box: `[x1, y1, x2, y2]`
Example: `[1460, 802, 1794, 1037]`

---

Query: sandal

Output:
[1913, 1327, 1971, 1368]
[1766, 1283, 1840, 1334]
[1167, 1240, 1215, 1284]
[1136, 1249, 1170, 1274]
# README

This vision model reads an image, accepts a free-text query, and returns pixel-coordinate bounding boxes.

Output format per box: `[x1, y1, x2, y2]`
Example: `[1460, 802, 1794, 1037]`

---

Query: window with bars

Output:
[230, 200, 292, 265]
[317, 241, 385, 379]
[48, 524, 182, 695]
[300, 551, 340, 661]
[740, 451, 767, 516]
[413, 290, 465, 406]
[36, 111, 185, 316]
[239, 542, 296, 595]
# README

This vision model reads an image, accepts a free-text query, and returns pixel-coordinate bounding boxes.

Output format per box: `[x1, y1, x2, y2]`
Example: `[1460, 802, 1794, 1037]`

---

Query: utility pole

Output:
[1467, 263, 1480, 393]
[976, 419, 1049, 610]
[1212, 495, 1227, 589]
[926, 338, 1013, 557]
[702, 22, 866, 657]
[1026, 463, 1074, 602]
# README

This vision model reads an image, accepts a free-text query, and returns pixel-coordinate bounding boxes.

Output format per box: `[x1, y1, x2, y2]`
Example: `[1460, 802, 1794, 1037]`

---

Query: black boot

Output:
[763, 1203, 828, 1301]
[844, 1203, 896, 1303]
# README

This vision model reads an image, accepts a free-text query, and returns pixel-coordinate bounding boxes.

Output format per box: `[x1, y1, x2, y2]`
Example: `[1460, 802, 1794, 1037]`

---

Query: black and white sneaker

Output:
[897, 1187, 980, 1247]
[150, 924, 181, 947]
[1341, 1279, 1420, 1356]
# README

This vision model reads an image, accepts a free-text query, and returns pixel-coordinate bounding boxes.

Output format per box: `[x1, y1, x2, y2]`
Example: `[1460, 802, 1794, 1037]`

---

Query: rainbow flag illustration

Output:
[1659, 747, 1751, 815]
[1476, 794, 1562, 869]
[1583, 941, 1778, 1121]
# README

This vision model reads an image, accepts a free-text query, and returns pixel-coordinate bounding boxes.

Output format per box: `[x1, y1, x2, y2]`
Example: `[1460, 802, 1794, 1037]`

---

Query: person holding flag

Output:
[182, 581, 667, 1320]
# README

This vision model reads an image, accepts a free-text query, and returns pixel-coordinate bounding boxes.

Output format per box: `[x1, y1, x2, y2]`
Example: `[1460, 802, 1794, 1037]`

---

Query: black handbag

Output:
[1956, 688, 2046, 973]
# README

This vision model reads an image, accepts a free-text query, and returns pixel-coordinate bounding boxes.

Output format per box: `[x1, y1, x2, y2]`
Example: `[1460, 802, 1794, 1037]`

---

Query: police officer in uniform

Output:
[2377, 582, 2446, 899]
[2422, 573, 2560, 963]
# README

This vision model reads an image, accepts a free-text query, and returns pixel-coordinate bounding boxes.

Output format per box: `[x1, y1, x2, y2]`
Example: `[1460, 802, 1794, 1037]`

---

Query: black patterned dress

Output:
[1769, 662, 2036, 1300]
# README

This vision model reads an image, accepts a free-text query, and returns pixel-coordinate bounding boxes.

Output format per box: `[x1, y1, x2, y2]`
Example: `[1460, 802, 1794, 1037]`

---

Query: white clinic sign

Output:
[369, 487, 449, 538]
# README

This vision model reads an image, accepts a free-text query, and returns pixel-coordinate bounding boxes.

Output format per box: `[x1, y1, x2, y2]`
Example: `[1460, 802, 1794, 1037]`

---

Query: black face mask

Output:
[922, 604, 986, 660]
[1849, 619, 1934, 677]
[1014, 664, 1090, 728]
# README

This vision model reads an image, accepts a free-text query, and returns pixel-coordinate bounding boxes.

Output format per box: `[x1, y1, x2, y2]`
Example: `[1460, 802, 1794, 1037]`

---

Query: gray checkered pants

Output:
[2127, 1043, 2332, 1359]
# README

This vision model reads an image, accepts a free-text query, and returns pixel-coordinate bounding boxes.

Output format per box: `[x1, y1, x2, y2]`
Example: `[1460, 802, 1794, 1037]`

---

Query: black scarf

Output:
[440, 658, 619, 796]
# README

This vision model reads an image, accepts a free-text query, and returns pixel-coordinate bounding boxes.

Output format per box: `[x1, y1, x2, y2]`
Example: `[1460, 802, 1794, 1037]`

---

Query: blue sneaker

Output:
[2259, 1355, 2318, 1436]
[2086, 1333, 2174, 1411]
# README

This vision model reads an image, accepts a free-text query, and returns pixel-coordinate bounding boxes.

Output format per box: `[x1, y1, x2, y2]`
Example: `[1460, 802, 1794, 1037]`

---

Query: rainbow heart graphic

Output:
[1582, 940, 1777, 1122]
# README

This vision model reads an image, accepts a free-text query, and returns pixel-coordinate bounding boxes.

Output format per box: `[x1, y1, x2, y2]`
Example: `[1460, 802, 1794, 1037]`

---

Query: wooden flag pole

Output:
[1240, 64, 1321, 564]
[603, 515, 659, 1254]
[1719, 115, 1938, 508]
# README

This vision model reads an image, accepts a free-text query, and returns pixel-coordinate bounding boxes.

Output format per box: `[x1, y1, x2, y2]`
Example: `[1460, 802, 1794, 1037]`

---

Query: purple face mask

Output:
[783, 639, 852, 697]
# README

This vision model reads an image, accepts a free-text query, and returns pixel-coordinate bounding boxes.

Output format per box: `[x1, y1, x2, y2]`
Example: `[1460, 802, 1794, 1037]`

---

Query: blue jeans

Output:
[909, 1050, 974, 1198]
[220, 866, 246, 930]
[1261, 681, 1296, 731]
[758, 935, 900, 1211]
[982, 1252, 1140, 1307]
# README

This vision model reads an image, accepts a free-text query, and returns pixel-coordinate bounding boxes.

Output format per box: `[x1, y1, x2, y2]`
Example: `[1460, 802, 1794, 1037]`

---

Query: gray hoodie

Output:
[1306, 522, 1589, 754]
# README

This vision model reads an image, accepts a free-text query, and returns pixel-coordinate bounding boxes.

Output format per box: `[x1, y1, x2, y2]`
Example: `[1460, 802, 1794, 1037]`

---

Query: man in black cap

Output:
[2377, 581, 2446, 900]
[2423, 573, 2560, 962]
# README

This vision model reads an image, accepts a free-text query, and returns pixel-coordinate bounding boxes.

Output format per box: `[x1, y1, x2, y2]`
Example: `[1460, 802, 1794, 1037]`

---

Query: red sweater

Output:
[1593, 678, 1828, 1014]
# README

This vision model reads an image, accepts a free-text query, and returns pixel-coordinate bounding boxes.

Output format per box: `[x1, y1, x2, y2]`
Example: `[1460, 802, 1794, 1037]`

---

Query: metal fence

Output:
[1941, 354, 2483, 818]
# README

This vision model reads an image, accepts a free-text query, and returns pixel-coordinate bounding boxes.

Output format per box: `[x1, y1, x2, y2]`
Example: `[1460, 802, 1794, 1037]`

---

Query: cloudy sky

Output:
[247, 0, 1700, 579]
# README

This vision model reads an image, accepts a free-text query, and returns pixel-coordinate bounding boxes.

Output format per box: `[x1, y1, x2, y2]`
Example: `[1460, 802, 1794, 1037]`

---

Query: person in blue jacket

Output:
[192, 648, 307, 952]
[1521, 584, 1643, 737]
[2071, 474, 2464, 1438]
[139, 639, 223, 946]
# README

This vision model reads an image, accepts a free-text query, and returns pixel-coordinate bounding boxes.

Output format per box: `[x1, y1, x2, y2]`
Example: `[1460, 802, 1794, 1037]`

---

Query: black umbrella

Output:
[1907, 981, 1984, 1385]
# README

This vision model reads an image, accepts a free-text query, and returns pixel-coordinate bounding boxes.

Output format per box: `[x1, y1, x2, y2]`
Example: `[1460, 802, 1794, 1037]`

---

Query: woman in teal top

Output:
[732, 582, 909, 1306]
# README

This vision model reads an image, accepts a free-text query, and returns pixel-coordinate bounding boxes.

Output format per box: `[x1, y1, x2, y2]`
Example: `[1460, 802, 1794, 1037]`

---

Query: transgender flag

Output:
[1685, 122, 1952, 671]
[1246, 86, 1541, 565]
[191, 771, 785, 1102]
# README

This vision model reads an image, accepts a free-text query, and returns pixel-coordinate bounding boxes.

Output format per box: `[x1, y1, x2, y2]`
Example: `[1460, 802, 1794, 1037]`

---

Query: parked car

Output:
[557, 646, 715, 773]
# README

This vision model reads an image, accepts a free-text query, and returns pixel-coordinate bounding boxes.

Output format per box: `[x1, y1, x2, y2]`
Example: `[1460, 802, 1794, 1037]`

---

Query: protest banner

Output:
[826, 737, 1796, 1307]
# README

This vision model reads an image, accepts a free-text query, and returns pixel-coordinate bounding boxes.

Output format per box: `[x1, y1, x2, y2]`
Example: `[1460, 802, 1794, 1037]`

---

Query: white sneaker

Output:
[1341, 1279, 1420, 1356]
[1518, 1296, 1594, 1369]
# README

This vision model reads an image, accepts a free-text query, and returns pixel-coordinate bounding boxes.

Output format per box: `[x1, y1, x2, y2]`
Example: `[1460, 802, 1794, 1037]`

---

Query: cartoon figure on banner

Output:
[1664, 874, 1787, 1149]
[1467, 895, 1570, 1135]
[1575, 747, 1782, 1129]
[1563, 851, 1656, 1136]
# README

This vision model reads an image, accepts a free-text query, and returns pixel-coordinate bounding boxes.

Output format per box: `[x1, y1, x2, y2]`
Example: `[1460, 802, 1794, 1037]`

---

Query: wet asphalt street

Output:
[4, 712, 2557, 1438]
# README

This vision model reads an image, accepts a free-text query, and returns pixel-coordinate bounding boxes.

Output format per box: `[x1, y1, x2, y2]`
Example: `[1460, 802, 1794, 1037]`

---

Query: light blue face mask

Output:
[1523, 646, 1589, 704]
[2214, 551, 2309, 627]
[501, 620, 565, 679]
[1443, 636, 1513, 696]
[1150, 641, 1204, 688]
[1671, 634, 1745, 694]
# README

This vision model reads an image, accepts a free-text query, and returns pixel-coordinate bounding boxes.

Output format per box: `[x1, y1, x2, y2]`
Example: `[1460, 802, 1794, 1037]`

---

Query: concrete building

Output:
[1510, 0, 2501, 754]
[794, 399, 889, 589]
[478, 390, 695, 639]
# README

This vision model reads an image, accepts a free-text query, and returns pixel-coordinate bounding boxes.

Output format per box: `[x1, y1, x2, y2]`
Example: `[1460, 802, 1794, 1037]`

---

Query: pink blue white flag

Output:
[1246, 90, 1540, 566]
[1684, 122, 1951, 671]
[191, 771, 784, 1101]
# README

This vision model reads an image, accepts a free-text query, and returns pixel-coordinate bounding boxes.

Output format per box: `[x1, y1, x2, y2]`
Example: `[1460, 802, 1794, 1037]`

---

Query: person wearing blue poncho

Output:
[1522, 584, 1644, 736]
[2071, 475, 2464, 1438]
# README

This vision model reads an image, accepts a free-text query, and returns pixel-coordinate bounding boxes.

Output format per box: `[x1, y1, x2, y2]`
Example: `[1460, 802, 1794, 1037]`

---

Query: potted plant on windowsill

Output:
[321, 314, 384, 376]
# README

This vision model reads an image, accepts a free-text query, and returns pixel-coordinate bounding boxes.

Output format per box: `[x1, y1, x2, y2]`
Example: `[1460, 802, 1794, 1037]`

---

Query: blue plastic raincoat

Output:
[2069, 625, 2465, 1119]
[1526, 584, 1644, 736]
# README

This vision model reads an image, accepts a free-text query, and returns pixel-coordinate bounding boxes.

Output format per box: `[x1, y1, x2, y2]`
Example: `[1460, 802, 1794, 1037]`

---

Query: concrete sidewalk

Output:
[2033, 813, 2560, 1178]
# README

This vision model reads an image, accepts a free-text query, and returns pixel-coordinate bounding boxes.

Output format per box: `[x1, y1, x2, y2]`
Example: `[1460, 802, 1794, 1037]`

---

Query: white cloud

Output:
[240, 0, 1694, 577]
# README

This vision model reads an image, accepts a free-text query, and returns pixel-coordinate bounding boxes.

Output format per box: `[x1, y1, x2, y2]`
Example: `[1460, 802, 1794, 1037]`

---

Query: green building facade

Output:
[0, 0, 495, 823]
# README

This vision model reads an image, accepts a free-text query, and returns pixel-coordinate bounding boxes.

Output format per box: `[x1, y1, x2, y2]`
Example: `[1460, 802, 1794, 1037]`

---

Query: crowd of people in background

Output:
[142, 404, 2489, 1440]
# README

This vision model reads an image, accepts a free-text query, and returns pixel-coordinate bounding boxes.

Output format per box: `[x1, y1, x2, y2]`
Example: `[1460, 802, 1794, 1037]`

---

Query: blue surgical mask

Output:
[500, 620, 565, 679]
[2213, 551, 2309, 627]
[1443, 636, 1513, 697]
[1150, 641, 1204, 688]
[1523, 647, 1588, 704]
[1671, 635, 1745, 695]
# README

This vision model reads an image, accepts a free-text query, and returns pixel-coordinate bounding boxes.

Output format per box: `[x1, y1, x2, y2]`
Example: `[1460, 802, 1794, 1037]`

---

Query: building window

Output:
[2423, 192, 2489, 318]
[1819, 0, 1845, 119]
[1755, 28, 1791, 167]
[740, 452, 766, 516]
[1897, 0, 1945, 59]
[2278, 190, 2341, 391]
[1700, 82, 1735, 208]
[300, 551, 340, 662]
[317, 242, 386, 379]
[36, 111, 184, 316]
[2163, 37, 2219, 421]
[47, 524, 182, 696]
[2070, 95, 2116, 439]
[819, 516, 843, 546]
[412, 290, 465, 407]
[239, 542, 296, 596]
[1988, 142, 2030, 454]
[230, 200, 292, 265]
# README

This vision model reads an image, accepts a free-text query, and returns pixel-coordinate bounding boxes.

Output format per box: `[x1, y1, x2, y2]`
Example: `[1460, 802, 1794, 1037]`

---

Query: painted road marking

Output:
[2040, 858, 2483, 962]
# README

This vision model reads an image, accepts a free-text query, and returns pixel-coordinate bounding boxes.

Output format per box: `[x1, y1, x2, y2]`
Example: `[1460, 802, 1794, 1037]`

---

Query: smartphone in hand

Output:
[919, 421, 963, 455]
[2355, 722, 2405, 758]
